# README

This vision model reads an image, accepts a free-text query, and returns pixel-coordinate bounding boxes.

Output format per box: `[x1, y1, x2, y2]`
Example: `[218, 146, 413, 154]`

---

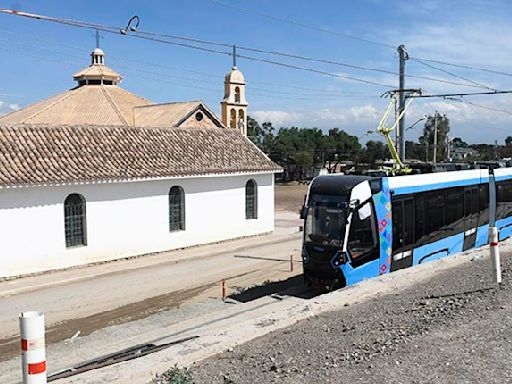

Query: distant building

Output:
[0, 48, 280, 278]
[451, 147, 475, 161]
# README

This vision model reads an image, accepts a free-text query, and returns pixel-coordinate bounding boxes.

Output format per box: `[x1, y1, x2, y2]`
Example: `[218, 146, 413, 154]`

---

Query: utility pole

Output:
[446, 134, 451, 161]
[397, 45, 408, 163]
[433, 111, 439, 164]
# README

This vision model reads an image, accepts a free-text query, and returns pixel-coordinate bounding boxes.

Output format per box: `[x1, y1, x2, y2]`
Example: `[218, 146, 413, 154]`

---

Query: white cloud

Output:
[252, 94, 512, 144]
[0, 100, 19, 115]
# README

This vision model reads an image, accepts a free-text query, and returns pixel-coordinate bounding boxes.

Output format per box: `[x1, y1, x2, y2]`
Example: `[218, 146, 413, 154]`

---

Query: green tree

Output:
[361, 140, 389, 165]
[506, 136, 512, 146]
[452, 137, 468, 148]
[419, 114, 450, 161]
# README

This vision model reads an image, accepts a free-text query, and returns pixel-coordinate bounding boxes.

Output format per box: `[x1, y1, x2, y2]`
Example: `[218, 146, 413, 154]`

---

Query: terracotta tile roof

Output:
[0, 123, 281, 187]
[133, 101, 224, 128]
[0, 85, 152, 126]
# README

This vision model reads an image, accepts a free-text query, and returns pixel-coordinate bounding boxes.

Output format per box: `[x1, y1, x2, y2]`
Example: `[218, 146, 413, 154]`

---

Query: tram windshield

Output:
[304, 195, 348, 247]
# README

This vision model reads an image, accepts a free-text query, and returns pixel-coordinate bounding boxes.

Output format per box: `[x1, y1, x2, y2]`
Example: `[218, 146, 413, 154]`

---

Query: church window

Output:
[245, 180, 258, 220]
[64, 194, 87, 248]
[235, 87, 241, 103]
[230, 109, 237, 128]
[195, 111, 204, 121]
[169, 186, 185, 231]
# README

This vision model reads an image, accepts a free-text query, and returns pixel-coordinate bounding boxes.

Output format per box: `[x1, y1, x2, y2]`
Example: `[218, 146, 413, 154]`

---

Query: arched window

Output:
[169, 186, 185, 231]
[245, 179, 258, 219]
[64, 194, 87, 248]
[230, 109, 237, 128]
[234, 86, 241, 103]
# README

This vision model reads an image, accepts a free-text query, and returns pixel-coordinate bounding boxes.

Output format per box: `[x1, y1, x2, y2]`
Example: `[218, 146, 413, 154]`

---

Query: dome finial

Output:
[232, 45, 237, 69]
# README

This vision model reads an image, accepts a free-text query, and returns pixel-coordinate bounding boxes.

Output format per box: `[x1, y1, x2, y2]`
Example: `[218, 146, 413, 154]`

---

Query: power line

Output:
[2, 9, 501, 92]
[1, 27, 374, 97]
[110, 23, 498, 91]
[410, 90, 512, 98]
[206, 0, 395, 49]
[0, 9, 394, 89]
[409, 56, 512, 78]
[459, 99, 512, 116]
[410, 57, 497, 91]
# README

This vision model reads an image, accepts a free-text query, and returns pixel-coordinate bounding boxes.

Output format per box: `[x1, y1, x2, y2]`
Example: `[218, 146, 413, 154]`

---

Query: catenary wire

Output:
[205, 0, 396, 49]
[410, 58, 497, 91]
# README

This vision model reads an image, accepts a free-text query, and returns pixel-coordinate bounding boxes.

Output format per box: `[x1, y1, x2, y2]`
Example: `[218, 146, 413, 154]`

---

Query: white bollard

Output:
[19, 311, 47, 384]
[489, 227, 502, 284]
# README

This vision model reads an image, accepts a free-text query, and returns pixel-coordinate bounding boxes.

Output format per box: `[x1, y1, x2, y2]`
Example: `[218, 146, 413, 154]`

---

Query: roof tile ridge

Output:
[100, 85, 129, 126]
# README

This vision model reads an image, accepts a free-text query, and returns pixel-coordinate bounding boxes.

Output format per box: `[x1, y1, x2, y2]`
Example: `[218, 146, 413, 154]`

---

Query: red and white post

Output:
[19, 311, 46, 384]
[489, 227, 502, 284]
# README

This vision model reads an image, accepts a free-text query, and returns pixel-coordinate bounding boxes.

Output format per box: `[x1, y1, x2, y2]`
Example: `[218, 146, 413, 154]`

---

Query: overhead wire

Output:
[205, 0, 396, 49]
[0, 9, 397, 89]
[1, 27, 373, 97]
[410, 56, 512, 78]
[1, 9, 501, 91]
[410, 57, 497, 91]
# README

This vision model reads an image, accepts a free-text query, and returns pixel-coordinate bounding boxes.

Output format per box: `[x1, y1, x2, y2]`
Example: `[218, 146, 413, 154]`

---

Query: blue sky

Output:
[0, 0, 511, 143]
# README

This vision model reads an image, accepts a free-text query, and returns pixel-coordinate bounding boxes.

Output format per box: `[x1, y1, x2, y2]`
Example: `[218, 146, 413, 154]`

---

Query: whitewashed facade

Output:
[0, 173, 274, 277]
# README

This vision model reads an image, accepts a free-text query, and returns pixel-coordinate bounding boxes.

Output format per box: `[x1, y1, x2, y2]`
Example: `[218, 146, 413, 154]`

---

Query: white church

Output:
[0, 48, 281, 278]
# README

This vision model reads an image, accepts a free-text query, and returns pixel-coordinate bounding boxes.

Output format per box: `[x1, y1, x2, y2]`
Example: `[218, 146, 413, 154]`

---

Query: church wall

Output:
[0, 173, 275, 278]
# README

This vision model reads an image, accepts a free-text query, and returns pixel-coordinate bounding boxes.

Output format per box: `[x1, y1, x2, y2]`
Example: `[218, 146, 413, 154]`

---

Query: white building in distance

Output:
[0, 48, 280, 278]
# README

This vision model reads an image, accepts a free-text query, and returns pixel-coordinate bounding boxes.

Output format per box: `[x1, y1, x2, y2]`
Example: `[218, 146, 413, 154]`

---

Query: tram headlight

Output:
[330, 251, 345, 268]
[302, 248, 310, 264]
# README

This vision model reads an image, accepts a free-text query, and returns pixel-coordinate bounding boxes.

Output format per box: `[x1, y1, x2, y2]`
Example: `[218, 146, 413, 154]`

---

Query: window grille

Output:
[245, 180, 257, 219]
[64, 194, 87, 248]
[169, 186, 185, 231]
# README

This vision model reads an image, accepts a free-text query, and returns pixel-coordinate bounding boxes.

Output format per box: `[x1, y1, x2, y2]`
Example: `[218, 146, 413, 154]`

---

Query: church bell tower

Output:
[221, 46, 248, 136]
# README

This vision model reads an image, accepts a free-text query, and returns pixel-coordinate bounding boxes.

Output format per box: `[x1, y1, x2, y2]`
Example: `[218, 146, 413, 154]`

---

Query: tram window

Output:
[497, 180, 512, 220]
[478, 184, 489, 226]
[425, 192, 445, 233]
[392, 198, 415, 252]
[446, 189, 464, 233]
[414, 195, 425, 243]
[348, 202, 377, 259]
[403, 199, 414, 246]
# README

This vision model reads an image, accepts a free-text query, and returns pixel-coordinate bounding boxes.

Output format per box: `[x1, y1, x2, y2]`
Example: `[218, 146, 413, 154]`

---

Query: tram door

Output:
[391, 197, 415, 271]
[463, 187, 479, 251]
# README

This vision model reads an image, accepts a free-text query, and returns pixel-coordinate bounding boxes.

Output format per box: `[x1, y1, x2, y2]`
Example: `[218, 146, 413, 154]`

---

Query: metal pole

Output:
[433, 111, 438, 164]
[19, 311, 46, 384]
[397, 45, 408, 162]
[489, 170, 501, 284]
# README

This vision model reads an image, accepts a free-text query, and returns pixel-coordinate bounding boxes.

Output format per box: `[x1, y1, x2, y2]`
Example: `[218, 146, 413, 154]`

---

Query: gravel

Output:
[191, 251, 512, 383]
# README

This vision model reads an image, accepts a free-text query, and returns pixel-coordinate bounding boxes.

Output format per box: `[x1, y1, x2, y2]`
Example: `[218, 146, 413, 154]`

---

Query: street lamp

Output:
[359, 130, 374, 140]
[405, 117, 426, 131]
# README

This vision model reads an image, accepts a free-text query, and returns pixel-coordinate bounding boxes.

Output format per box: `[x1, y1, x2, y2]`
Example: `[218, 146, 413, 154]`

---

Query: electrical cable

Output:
[410, 56, 512, 78]
[410, 57, 497, 91]
[0, 9, 394, 89]
[205, 0, 396, 49]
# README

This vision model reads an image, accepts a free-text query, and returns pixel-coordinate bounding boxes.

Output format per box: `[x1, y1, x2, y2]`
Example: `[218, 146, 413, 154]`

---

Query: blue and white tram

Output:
[301, 168, 512, 290]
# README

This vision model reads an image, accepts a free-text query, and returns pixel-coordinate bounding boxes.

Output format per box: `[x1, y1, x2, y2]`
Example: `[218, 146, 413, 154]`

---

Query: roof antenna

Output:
[232, 45, 237, 68]
[120, 15, 140, 35]
[95, 29, 101, 49]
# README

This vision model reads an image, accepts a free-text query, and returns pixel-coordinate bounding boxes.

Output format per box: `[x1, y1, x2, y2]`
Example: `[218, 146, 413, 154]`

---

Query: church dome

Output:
[225, 66, 245, 84]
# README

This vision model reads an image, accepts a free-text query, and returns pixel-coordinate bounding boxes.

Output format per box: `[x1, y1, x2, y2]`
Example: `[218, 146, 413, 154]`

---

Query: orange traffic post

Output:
[221, 279, 227, 301]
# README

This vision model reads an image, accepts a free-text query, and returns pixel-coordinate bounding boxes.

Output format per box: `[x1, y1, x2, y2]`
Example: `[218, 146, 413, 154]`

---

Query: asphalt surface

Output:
[192, 251, 512, 384]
